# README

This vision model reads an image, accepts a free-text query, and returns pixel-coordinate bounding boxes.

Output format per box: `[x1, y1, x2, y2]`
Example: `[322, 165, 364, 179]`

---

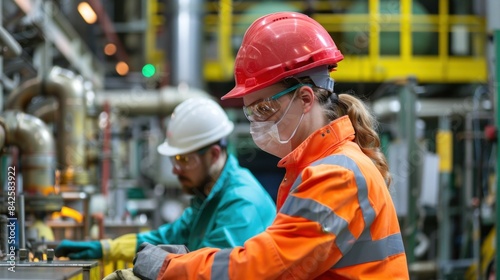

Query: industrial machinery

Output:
[0, 1, 211, 278]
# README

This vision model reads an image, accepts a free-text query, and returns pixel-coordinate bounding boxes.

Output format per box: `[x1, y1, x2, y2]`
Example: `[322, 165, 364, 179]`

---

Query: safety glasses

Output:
[169, 146, 211, 171]
[243, 83, 311, 122]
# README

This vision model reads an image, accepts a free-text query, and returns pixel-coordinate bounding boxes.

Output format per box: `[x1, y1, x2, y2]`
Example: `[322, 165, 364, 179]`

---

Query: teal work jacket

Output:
[137, 154, 276, 250]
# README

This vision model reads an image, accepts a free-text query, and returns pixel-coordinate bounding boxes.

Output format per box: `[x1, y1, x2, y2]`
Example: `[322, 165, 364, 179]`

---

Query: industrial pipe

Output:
[0, 26, 22, 58]
[0, 110, 55, 194]
[168, 0, 204, 89]
[30, 100, 59, 124]
[93, 85, 213, 115]
[31, 85, 212, 120]
[21, 82, 210, 190]
[5, 66, 88, 186]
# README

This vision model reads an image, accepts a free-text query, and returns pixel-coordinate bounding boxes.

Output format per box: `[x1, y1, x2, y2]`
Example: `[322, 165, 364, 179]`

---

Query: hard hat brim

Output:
[157, 121, 234, 156]
[157, 142, 183, 157]
[221, 86, 246, 100]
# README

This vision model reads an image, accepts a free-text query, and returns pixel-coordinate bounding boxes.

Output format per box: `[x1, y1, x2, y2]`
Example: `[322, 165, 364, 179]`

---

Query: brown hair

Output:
[334, 93, 392, 187]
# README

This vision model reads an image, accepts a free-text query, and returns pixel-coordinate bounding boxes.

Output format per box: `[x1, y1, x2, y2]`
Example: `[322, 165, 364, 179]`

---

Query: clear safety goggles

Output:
[243, 83, 311, 122]
[169, 146, 210, 171]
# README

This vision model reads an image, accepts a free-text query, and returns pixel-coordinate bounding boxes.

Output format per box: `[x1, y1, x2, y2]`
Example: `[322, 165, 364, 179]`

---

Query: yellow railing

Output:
[204, 0, 235, 81]
[203, 0, 487, 83]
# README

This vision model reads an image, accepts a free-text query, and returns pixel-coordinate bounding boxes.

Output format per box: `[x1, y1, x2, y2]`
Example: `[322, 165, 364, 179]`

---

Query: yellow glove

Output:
[102, 233, 138, 262]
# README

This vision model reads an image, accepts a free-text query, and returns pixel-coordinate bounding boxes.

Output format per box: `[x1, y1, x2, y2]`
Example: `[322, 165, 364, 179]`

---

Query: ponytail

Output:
[334, 94, 392, 188]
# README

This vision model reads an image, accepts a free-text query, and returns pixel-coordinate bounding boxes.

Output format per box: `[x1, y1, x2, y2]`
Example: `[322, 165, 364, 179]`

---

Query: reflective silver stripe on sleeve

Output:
[308, 155, 376, 227]
[286, 155, 378, 255]
[289, 155, 376, 224]
[280, 195, 355, 255]
[333, 231, 406, 268]
[211, 248, 231, 280]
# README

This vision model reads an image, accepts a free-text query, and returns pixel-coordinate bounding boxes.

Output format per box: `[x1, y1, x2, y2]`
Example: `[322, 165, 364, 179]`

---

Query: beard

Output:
[179, 172, 213, 199]
[178, 152, 221, 199]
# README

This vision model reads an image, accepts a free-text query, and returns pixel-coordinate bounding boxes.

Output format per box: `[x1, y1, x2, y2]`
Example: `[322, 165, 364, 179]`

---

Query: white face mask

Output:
[250, 93, 304, 158]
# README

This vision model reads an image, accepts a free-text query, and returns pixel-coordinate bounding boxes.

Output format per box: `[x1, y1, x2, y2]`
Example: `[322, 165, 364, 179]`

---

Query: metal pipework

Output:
[30, 100, 59, 124]
[0, 26, 22, 58]
[93, 85, 213, 115]
[5, 66, 88, 186]
[168, 0, 204, 89]
[0, 110, 55, 194]
[33, 85, 213, 118]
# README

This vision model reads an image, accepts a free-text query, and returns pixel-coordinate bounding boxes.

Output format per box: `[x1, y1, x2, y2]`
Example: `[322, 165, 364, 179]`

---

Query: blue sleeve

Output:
[196, 191, 275, 249]
[136, 207, 194, 248]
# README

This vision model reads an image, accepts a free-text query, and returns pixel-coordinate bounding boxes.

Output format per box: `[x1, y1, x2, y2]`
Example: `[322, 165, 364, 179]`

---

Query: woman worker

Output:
[130, 11, 409, 279]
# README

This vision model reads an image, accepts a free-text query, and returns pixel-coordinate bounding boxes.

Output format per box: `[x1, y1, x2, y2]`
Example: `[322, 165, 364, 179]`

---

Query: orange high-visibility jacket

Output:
[158, 116, 409, 279]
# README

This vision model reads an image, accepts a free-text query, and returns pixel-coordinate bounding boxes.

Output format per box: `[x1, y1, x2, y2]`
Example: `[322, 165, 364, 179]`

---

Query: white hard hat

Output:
[157, 98, 234, 156]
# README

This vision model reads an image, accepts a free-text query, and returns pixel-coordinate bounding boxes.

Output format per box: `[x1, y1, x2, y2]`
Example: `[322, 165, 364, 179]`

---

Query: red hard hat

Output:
[222, 12, 344, 100]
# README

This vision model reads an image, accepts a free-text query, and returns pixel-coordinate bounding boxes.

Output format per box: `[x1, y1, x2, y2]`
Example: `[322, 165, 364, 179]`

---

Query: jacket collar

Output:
[278, 115, 355, 169]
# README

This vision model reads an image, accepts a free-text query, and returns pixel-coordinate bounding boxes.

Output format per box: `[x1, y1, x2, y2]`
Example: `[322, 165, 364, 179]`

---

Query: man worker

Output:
[55, 97, 276, 262]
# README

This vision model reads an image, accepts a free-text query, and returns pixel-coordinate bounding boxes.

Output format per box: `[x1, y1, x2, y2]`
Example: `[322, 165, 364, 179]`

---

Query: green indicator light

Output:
[142, 64, 156, 78]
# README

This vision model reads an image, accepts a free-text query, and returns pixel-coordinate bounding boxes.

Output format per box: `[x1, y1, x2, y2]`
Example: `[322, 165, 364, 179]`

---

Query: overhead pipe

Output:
[31, 85, 212, 120]
[5, 66, 88, 186]
[0, 110, 55, 194]
[93, 86, 213, 115]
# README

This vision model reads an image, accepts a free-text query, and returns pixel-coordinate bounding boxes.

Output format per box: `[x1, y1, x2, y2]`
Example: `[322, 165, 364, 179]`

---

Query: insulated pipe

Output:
[31, 85, 212, 120]
[0, 110, 55, 194]
[30, 100, 59, 124]
[168, 0, 204, 88]
[5, 66, 87, 186]
[93, 86, 213, 115]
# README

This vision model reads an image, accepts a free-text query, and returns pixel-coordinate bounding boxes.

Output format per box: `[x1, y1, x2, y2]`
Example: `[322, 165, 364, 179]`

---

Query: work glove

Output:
[132, 242, 189, 280]
[54, 240, 102, 259]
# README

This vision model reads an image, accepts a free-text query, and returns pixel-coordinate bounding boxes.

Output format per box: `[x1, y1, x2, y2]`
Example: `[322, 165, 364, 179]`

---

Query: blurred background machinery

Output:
[0, 0, 498, 279]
